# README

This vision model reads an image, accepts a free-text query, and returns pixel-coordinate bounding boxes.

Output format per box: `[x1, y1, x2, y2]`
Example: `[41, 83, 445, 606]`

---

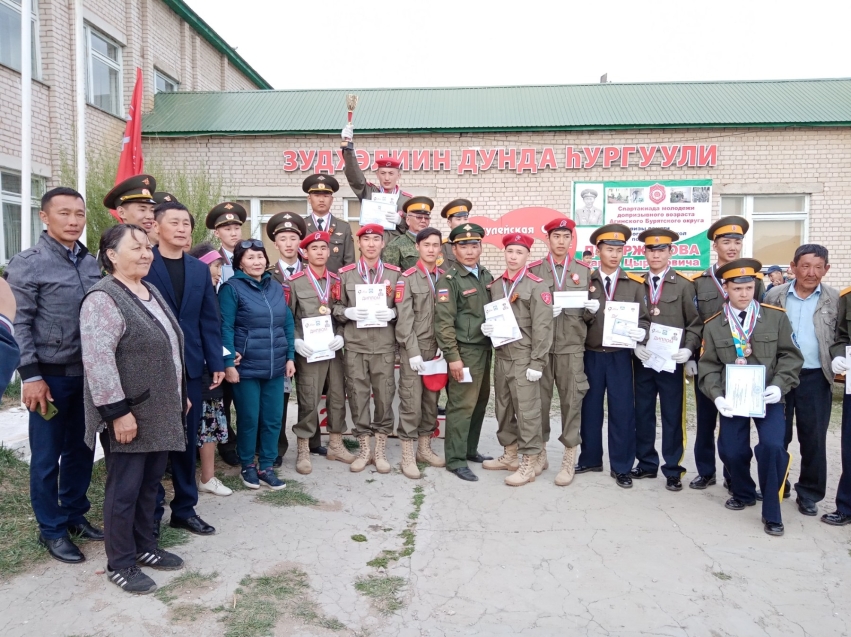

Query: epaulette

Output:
[704, 311, 721, 323]
[486, 281, 496, 289]
[527, 259, 543, 268]
[402, 266, 417, 277]
[366, 181, 377, 189]
[289, 271, 306, 281]
[756, 272, 764, 280]
[841, 286, 851, 297]
[761, 303, 786, 312]
[442, 238, 449, 244]
[384, 263, 401, 272]
[339, 263, 357, 273]
[401, 190, 413, 198]
[627, 272, 645, 284]
[676, 270, 696, 281]
[329, 271, 340, 280]
[575, 259, 591, 268]
[527, 272, 544, 282]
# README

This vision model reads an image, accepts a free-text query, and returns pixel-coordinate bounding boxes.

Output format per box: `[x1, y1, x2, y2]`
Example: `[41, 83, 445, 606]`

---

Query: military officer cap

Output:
[580, 188, 598, 199]
[544, 217, 576, 234]
[707, 215, 749, 241]
[441, 198, 472, 220]
[448, 223, 485, 244]
[103, 174, 157, 209]
[638, 227, 679, 250]
[716, 258, 763, 284]
[266, 211, 306, 240]
[302, 174, 339, 194]
[590, 223, 631, 246]
[503, 233, 534, 250]
[152, 191, 178, 206]
[300, 230, 330, 250]
[357, 223, 385, 237]
[205, 202, 247, 230]
[402, 196, 434, 216]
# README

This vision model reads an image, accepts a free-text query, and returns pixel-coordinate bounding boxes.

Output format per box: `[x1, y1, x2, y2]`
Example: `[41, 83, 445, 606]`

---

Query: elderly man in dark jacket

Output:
[4, 187, 103, 564]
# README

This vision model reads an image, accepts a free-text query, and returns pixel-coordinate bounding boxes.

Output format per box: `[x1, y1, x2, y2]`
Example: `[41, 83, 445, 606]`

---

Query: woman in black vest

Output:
[80, 224, 188, 595]
[219, 240, 295, 490]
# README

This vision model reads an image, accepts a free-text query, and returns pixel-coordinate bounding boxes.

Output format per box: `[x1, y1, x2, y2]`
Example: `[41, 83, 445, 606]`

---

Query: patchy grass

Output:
[216, 470, 246, 493]
[255, 480, 318, 507]
[155, 569, 219, 605]
[158, 525, 191, 550]
[408, 486, 425, 520]
[354, 575, 406, 615]
[351, 534, 367, 543]
[1, 375, 20, 409]
[342, 437, 360, 451]
[713, 571, 732, 581]
[222, 568, 344, 636]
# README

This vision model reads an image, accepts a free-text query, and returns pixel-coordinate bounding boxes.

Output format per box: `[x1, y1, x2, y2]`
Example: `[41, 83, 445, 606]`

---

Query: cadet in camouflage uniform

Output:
[480, 233, 554, 487]
[698, 258, 803, 537]
[577, 224, 651, 489]
[631, 228, 702, 492]
[332, 224, 402, 474]
[438, 199, 472, 270]
[287, 230, 355, 475]
[434, 223, 495, 482]
[395, 227, 447, 479]
[528, 217, 597, 487]
[690, 216, 765, 491]
[302, 174, 355, 275]
[384, 197, 434, 271]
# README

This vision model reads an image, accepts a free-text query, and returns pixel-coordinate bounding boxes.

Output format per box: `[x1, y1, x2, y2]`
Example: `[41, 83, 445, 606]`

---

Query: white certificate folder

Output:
[725, 364, 766, 419]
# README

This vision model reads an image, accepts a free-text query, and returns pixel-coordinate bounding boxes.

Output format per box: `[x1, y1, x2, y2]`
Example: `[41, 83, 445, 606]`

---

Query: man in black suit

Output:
[145, 201, 224, 537]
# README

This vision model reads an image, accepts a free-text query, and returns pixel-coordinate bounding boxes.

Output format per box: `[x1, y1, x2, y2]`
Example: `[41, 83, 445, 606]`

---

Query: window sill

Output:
[86, 102, 127, 123]
[0, 61, 50, 88]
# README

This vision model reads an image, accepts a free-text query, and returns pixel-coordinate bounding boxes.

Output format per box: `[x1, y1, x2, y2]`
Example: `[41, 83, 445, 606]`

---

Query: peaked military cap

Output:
[638, 227, 679, 250]
[152, 191, 178, 206]
[716, 258, 763, 283]
[103, 174, 157, 209]
[448, 223, 485, 244]
[441, 198, 473, 219]
[707, 216, 749, 241]
[266, 211, 307, 240]
[302, 174, 339, 194]
[402, 196, 434, 215]
[205, 202, 247, 230]
[590, 223, 631, 246]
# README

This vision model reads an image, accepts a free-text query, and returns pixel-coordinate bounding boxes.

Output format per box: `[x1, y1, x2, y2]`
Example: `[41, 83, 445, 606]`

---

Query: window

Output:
[85, 26, 122, 116]
[720, 195, 808, 266]
[0, 170, 45, 263]
[0, 0, 40, 77]
[154, 69, 178, 93]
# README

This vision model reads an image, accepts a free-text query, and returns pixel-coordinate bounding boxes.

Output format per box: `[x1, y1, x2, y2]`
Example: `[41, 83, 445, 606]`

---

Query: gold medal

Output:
[510, 293, 519, 303]
[318, 305, 328, 315]
[651, 306, 660, 316]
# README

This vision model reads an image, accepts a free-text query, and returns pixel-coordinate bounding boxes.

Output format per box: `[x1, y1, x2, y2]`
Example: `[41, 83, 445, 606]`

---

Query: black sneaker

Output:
[241, 465, 260, 490]
[107, 565, 157, 595]
[258, 468, 286, 490]
[273, 455, 283, 468]
[136, 548, 184, 571]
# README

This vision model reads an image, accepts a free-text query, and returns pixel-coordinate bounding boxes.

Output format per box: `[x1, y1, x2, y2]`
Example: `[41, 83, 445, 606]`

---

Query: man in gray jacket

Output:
[763, 244, 838, 516]
[4, 187, 103, 564]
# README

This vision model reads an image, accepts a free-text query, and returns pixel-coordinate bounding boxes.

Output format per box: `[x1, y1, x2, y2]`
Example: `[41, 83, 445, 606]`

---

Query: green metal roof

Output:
[142, 78, 851, 137]
[162, 0, 272, 90]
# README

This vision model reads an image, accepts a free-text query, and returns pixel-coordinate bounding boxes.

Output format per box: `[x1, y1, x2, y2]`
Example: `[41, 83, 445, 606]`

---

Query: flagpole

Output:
[20, 0, 32, 251]
[74, 0, 87, 245]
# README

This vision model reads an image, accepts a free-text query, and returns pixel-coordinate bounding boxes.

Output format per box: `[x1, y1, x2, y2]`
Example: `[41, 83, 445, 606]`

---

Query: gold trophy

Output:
[342, 94, 358, 149]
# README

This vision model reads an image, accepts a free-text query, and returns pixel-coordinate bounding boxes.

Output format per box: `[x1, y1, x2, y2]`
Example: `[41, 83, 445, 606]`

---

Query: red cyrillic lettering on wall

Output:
[335, 150, 346, 171]
[602, 146, 620, 168]
[538, 147, 558, 170]
[298, 150, 316, 171]
[517, 148, 538, 173]
[355, 149, 370, 171]
[498, 148, 517, 170]
[659, 145, 680, 168]
[433, 150, 451, 171]
[390, 150, 410, 170]
[678, 145, 697, 167]
[283, 150, 298, 172]
[564, 146, 582, 169]
[314, 150, 335, 174]
[479, 148, 497, 171]
[373, 149, 390, 166]
[582, 147, 602, 168]
[411, 149, 430, 171]
[458, 149, 479, 174]
[697, 144, 717, 167]
[638, 145, 658, 168]
[620, 146, 636, 168]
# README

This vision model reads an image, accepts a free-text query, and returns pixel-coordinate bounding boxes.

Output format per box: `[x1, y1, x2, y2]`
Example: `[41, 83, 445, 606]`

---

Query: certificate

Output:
[846, 346, 851, 395]
[553, 290, 587, 309]
[602, 301, 639, 348]
[360, 199, 396, 230]
[371, 192, 399, 206]
[725, 364, 766, 418]
[644, 324, 682, 373]
[355, 284, 388, 328]
[419, 358, 448, 376]
[646, 352, 675, 373]
[484, 299, 522, 347]
[302, 316, 335, 363]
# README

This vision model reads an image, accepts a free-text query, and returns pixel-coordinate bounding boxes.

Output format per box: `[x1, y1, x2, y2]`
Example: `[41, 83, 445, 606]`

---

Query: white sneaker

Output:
[198, 476, 233, 496]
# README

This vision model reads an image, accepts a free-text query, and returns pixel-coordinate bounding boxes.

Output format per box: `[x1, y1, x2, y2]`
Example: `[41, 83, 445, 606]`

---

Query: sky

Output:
[194, 0, 851, 90]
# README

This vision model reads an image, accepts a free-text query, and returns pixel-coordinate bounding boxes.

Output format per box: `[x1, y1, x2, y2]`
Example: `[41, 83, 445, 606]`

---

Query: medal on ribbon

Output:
[547, 254, 569, 291]
[711, 264, 728, 300]
[307, 267, 331, 315]
[725, 300, 757, 364]
[357, 257, 384, 285]
[603, 268, 619, 301]
[503, 267, 527, 303]
[648, 267, 669, 317]
[418, 262, 440, 298]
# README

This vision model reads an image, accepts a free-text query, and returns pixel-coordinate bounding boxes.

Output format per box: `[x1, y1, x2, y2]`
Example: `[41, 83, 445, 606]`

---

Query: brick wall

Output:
[143, 127, 851, 286]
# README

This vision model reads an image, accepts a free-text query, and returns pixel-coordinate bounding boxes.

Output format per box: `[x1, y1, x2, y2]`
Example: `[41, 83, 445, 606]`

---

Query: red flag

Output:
[111, 67, 144, 221]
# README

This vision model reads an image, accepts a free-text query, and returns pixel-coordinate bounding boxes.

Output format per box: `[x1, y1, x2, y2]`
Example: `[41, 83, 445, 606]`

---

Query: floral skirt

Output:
[198, 398, 228, 446]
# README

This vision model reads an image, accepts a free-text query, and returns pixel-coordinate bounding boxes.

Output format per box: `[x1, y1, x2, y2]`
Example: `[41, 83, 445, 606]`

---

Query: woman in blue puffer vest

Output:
[219, 240, 295, 490]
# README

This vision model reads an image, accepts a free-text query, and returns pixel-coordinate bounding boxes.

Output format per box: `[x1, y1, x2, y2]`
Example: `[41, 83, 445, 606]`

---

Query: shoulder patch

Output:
[338, 263, 357, 273]
[366, 181, 377, 189]
[676, 270, 696, 281]
[384, 263, 401, 272]
[527, 259, 543, 268]
[761, 303, 786, 312]
[627, 272, 645, 284]
[526, 272, 543, 282]
[575, 259, 592, 269]
[401, 190, 413, 198]
[329, 271, 340, 280]
[704, 311, 722, 323]
[841, 286, 851, 297]
[289, 271, 306, 281]
[442, 238, 449, 244]
[402, 266, 417, 277]
[486, 281, 495, 289]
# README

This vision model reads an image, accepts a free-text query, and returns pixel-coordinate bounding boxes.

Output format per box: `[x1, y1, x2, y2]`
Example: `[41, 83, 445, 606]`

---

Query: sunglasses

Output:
[239, 239, 265, 249]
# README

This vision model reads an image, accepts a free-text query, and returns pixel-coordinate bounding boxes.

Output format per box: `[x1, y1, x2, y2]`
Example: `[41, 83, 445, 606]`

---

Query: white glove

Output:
[294, 339, 314, 358]
[763, 385, 781, 404]
[328, 335, 345, 352]
[634, 344, 652, 362]
[671, 348, 692, 364]
[628, 327, 646, 342]
[481, 323, 495, 336]
[715, 396, 734, 418]
[684, 361, 698, 378]
[341, 124, 353, 140]
[344, 307, 370, 321]
[832, 356, 850, 375]
[374, 307, 396, 321]
[385, 210, 402, 227]
[409, 356, 425, 372]
[526, 368, 543, 382]
[552, 305, 563, 318]
[434, 349, 444, 361]
[584, 299, 600, 314]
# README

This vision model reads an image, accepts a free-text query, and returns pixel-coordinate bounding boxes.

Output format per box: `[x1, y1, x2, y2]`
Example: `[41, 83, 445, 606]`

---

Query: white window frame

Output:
[85, 24, 123, 116]
[0, 170, 46, 264]
[733, 195, 810, 261]
[0, 0, 41, 78]
[154, 68, 178, 94]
